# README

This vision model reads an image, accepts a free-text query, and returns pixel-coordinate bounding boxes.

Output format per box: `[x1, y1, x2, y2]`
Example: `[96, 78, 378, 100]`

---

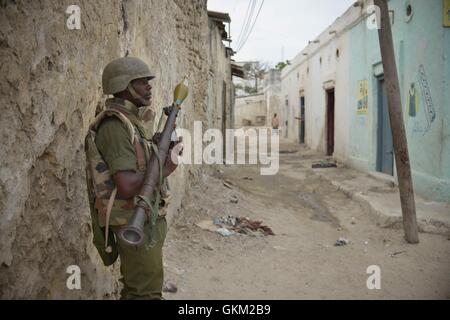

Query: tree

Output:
[243, 61, 268, 93]
[275, 60, 291, 71]
[244, 85, 257, 94]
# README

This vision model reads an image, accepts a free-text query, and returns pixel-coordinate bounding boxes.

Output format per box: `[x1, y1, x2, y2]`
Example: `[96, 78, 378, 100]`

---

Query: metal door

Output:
[300, 96, 305, 144]
[326, 89, 335, 156]
[377, 78, 394, 176]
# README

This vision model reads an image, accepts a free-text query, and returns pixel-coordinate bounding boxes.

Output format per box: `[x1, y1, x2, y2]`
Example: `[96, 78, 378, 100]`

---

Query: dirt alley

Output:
[163, 141, 450, 299]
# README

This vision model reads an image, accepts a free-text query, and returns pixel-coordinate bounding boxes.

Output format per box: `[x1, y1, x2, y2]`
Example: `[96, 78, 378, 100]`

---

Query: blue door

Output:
[377, 78, 394, 176]
[299, 96, 305, 144]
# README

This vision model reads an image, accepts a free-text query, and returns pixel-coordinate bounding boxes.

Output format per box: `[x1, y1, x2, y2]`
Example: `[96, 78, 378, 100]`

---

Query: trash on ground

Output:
[230, 195, 239, 204]
[334, 237, 350, 246]
[163, 282, 178, 293]
[197, 215, 275, 237]
[216, 227, 235, 237]
[214, 215, 236, 226]
[235, 217, 275, 236]
[312, 161, 337, 169]
[223, 182, 233, 189]
[196, 220, 219, 232]
[243, 176, 254, 181]
[390, 251, 406, 258]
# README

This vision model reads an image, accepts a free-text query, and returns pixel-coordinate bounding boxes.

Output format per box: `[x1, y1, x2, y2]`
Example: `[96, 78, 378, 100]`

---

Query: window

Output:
[405, 1, 413, 22]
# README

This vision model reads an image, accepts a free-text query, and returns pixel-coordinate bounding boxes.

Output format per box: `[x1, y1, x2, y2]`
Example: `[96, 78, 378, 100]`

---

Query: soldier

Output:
[85, 57, 179, 300]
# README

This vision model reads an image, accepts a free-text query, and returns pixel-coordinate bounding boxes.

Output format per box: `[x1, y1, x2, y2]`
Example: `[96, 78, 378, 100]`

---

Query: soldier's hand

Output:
[151, 132, 162, 144]
[163, 105, 174, 116]
[171, 137, 183, 156]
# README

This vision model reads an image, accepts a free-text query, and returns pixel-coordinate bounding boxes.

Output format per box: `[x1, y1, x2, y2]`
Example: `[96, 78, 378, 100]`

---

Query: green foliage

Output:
[244, 86, 257, 94]
[242, 61, 268, 92]
[276, 60, 290, 71]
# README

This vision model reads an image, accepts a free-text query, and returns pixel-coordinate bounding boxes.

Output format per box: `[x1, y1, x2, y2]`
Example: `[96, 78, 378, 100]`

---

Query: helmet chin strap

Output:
[127, 83, 151, 107]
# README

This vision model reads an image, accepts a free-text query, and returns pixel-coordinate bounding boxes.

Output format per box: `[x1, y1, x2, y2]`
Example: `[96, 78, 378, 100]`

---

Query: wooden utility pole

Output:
[374, 0, 419, 243]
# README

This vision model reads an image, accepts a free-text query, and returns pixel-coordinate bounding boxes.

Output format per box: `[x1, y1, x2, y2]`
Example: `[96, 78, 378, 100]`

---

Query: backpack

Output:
[84, 109, 146, 266]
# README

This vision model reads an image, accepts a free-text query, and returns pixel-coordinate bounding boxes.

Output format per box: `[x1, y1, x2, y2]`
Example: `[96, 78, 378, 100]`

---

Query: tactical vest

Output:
[85, 102, 171, 264]
[85, 108, 150, 227]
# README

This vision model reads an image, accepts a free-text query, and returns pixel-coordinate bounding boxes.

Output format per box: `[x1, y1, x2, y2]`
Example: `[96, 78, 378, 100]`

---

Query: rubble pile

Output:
[197, 215, 275, 237]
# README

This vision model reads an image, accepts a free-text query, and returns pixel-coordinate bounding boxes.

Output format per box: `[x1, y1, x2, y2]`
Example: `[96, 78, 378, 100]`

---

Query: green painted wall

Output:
[348, 0, 449, 201]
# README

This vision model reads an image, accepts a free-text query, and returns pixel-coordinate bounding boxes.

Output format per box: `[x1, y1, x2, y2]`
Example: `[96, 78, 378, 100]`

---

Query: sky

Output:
[207, 0, 356, 67]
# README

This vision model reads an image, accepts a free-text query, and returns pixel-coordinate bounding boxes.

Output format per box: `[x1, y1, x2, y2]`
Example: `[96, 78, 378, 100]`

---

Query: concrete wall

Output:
[281, 5, 357, 157]
[264, 69, 282, 127]
[347, 0, 450, 201]
[206, 18, 232, 134]
[281, 0, 450, 202]
[234, 94, 266, 127]
[0, 0, 231, 299]
[233, 61, 260, 97]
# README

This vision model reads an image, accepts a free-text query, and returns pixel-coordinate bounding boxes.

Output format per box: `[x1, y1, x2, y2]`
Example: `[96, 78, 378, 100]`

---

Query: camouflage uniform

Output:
[86, 57, 169, 300]
[95, 97, 169, 300]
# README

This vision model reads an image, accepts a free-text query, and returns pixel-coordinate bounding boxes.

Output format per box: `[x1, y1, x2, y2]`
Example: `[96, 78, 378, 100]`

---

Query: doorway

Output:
[326, 89, 335, 156]
[376, 77, 394, 176]
[299, 96, 305, 144]
[222, 81, 227, 162]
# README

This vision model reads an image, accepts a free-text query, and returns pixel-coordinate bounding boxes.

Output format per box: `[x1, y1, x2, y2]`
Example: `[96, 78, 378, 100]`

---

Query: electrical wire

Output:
[237, 0, 258, 51]
[236, 0, 265, 52]
[234, 0, 255, 50]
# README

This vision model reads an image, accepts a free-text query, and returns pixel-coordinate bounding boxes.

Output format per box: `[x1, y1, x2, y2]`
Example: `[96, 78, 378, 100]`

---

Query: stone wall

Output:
[0, 0, 229, 299]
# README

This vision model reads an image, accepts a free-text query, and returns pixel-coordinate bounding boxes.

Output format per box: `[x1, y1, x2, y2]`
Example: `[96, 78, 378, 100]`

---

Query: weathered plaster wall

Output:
[0, 0, 231, 299]
[281, 0, 449, 202]
[281, 5, 357, 156]
[348, 0, 450, 201]
[234, 94, 266, 127]
[206, 18, 232, 135]
[264, 69, 282, 127]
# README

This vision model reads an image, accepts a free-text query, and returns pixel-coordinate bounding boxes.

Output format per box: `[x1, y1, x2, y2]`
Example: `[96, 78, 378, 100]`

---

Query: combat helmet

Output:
[102, 57, 155, 95]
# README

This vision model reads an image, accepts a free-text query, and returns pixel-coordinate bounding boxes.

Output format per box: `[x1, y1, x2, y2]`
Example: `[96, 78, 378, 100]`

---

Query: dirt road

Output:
[164, 142, 450, 299]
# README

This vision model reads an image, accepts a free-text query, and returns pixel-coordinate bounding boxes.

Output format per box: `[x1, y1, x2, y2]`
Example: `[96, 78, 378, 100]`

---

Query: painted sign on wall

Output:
[417, 65, 436, 131]
[444, 0, 450, 27]
[357, 80, 369, 115]
[407, 83, 419, 117]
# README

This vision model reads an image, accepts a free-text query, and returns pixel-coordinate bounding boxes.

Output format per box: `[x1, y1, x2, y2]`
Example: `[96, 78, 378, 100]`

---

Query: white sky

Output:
[207, 0, 356, 67]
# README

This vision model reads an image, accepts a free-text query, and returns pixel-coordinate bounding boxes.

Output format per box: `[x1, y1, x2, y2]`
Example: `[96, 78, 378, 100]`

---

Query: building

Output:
[263, 68, 283, 130]
[233, 61, 265, 96]
[281, 0, 450, 202]
[0, 2, 237, 298]
[207, 10, 235, 151]
[234, 93, 266, 127]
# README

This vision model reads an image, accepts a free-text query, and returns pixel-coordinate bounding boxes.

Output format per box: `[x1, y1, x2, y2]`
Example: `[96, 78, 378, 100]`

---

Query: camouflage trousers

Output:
[112, 217, 167, 300]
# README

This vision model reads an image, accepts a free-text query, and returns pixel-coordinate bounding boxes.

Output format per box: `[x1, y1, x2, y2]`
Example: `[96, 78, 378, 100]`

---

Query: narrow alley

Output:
[1, 0, 449, 301]
[164, 140, 450, 299]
